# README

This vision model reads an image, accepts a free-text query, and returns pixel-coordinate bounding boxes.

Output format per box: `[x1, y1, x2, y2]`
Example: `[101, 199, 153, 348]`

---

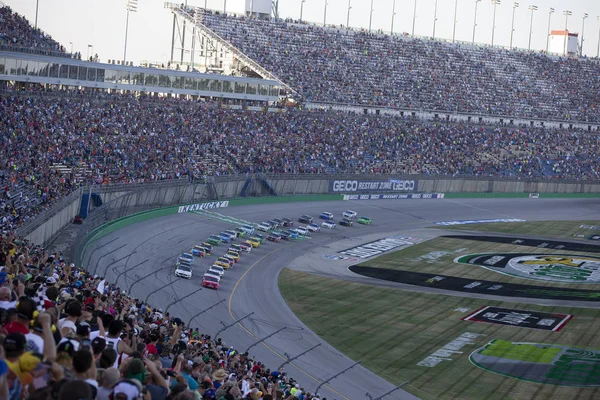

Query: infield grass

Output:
[361, 236, 600, 290]
[279, 268, 600, 400]
[437, 220, 600, 241]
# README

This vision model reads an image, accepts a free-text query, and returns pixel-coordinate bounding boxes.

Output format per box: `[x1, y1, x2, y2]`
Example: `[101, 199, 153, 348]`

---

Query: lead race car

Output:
[319, 212, 334, 220]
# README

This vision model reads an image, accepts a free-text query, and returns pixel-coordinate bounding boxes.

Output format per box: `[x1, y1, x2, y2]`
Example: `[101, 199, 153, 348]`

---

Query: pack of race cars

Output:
[175, 211, 372, 289]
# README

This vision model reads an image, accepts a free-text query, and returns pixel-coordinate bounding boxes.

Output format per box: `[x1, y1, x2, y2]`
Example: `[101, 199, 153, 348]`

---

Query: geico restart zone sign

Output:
[329, 180, 417, 193]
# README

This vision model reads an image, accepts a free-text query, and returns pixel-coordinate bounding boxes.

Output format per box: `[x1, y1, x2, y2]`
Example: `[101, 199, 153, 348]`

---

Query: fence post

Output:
[214, 312, 254, 339]
[314, 360, 361, 396]
[277, 343, 321, 370]
[245, 327, 286, 353]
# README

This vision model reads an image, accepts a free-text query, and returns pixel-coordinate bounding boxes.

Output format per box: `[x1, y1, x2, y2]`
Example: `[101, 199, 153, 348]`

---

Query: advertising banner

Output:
[343, 193, 443, 200]
[329, 179, 418, 193]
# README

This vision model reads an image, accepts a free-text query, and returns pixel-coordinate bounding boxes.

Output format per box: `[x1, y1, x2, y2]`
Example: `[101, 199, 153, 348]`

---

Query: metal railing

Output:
[0, 44, 74, 59]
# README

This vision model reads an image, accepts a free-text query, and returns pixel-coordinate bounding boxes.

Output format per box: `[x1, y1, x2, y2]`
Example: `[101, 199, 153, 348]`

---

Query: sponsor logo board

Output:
[330, 180, 418, 193]
[444, 235, 600, 253]
[343, 193, 444, 200]
[340, 236, 416, 259]
[435, 218, 526, 226]
[470, 340, 600, 386]
[462, 306, 573, 331]
[455, 253, 600, 283]
[178, 201, 229, 213]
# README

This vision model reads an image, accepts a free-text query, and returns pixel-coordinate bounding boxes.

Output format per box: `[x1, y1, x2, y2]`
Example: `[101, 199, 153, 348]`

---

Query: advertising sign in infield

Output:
[462, 306, 573, 331]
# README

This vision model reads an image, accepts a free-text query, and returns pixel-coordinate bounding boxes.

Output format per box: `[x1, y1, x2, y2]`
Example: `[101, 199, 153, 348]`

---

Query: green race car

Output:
[357, 216, 372, 225]
[207, 235, 222, 245]
[234, 227, 247, 238]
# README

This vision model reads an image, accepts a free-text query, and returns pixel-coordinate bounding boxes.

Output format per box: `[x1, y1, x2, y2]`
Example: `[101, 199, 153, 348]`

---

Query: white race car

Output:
[321, 221, 336, 229]
[175, 263, 192, 279]
[208, 265, 225, 277]
[307, 223, 321, 232]
[295, 226, 309, 236]
[204, 270, 221, 282]
[343, 210, 357, 219]
[257, 223, 271, 232]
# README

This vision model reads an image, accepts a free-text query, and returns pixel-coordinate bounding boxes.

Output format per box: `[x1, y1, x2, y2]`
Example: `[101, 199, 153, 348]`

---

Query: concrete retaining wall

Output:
[25, 196, 80, 245]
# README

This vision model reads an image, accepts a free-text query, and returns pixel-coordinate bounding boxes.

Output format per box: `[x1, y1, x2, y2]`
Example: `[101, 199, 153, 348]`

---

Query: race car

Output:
[339, 218, 354, 227]
[343, 210, 357, 219]
[191, 246, 205, 257]
[357, 216, 372, 225]
[319, 212, 334, 220]
[307, 223, 321, 233]
[214, 260, 231, 269]
[207, 236, 222, 246]
[208, 265, 225, 277]
[245, 238, 260, 248]
[275, 231, 291, 240]
[281, 218, 294, 227]
[223, 230, 238, 240]
[253, 234, 267, 244]
[201, 243, 213, 254]
[178, 253, 194, 265]
[285, 229, 299, 239]
[257, 223, 271, 232]
[267, 234, 281, 242]
[230, 244, 251, 254]
[234, 228, 247, 238]
[175, 263, 192, 279]
[204, 270, 221, 282]
[240, 225, 255, 234]
[218, 256, 235, 268]
[271, 218, 283, 228]
[225, 250, 240, 262]
[295, 227, 309, 236]
[299, 215, 313, 224]
[202, 275, 219, 290]
[321, 220, 336, 229]
[217, 233, 231, 243]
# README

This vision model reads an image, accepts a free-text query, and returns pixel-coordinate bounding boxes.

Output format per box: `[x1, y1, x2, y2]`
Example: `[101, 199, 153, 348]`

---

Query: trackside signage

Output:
[339, 236, 414, 258]
[343, 193, 444, 200]
[329, 180, 417, 193]
[178, 201, 229, 213]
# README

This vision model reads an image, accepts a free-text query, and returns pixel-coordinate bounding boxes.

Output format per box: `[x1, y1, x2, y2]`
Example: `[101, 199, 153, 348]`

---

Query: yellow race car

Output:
[225, 250, 240, 262]
[245, 238, 260, 248]
[215, 260, 231, 270]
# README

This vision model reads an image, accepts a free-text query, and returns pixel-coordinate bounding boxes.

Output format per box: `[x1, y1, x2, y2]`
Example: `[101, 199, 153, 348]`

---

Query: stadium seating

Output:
[199, 11, 600, 122]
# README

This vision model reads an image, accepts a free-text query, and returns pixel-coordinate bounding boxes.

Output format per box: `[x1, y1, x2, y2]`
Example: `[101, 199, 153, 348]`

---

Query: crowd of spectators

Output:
[2, 90, 600, 231]
[0, 6, 74, 58]
[197, 10, 600, 122]
[0, 234, 318, 399]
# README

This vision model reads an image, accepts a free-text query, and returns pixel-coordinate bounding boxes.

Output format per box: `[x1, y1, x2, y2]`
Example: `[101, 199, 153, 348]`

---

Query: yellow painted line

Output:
[228, 247, 352, 400]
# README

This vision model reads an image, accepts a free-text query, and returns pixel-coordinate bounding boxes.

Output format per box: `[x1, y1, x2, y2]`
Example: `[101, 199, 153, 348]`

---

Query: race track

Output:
[83, 197, 600, 400]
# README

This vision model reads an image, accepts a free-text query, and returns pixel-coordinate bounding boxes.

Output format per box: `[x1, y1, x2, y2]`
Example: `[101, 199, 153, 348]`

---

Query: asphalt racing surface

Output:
[84, 197, 600, 400]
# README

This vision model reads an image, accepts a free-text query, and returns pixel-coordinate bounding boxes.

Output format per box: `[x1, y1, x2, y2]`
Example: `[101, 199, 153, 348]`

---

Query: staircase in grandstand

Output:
[164, 2, 298, 98]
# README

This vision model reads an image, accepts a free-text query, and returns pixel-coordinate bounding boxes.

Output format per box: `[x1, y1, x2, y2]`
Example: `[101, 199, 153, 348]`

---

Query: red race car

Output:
[202, 276, 220, 290]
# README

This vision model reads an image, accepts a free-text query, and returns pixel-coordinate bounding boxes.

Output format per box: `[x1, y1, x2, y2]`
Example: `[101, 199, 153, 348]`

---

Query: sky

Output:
[4, 0, 600, 64]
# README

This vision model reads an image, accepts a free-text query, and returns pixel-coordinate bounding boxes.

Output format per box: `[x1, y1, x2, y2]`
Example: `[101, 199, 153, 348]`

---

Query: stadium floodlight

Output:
[452, 0, 459, 43]
[527, 5, 538, 50]
[123, 0, 138, 63]
[491, 0, 501, 47]
[300, 0, 305, 21]
[473, 0, 482, 44]
[412, 0, 417, 36]
[510, 2, 519, 48]
[391, 0, 397, 34]
[580, 13, 589, 57]
[432, 0, 439, 38]
[563, 10, 573, 56]
[347, 0, 352, 28]
[546, 8, 555, 52]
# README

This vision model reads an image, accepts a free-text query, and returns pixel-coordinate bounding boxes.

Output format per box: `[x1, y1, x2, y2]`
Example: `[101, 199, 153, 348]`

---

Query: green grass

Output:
[356, 236, 600, 290]
[279, 269, 600, 400]
[437, 220, 600, 241]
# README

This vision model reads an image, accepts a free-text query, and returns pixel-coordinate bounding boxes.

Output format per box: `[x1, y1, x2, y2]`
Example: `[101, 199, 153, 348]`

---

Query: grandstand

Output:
[2, 3, 600, 400]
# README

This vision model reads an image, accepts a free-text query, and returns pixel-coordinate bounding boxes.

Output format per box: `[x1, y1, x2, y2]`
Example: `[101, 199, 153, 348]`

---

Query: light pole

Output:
[35, 0, 39, 29]
[527, 5, 537, 50]
[224, 0, 227, 13]
[563, 10, 572, 56]
[347, 0, 351, 28]
[581, 13, 588, 57]
[391, 0, 397, 34]
[323, 0, 328, 27]
[412, 0, 417, 36]
[87, 44, 92, 61]
[300, 0, 305, 21]
[510, 2, 519, 48]
[473, 0, 482, 44]
[69, 42, 73, 54]
[491, 0, 501, 47]
[597, 16, 600, 58]
[432, 0, 439, 38]
[123, 0, 138, 64]
[369, 0, 374, 32]
[452, 0, 459, 43]
[546, 8, 554, 52]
